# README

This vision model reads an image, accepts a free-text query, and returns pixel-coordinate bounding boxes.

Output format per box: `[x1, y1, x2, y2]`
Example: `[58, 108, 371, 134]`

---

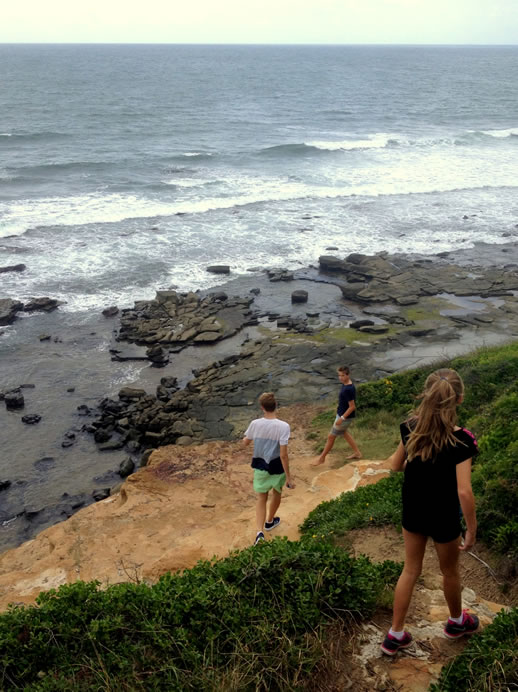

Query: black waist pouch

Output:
[251, 456, 284, 475]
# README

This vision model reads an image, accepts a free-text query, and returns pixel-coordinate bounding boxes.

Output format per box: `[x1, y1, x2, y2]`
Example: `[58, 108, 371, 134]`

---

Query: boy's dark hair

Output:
[337, 366, 350, 375]
[259, 392, 277, 412]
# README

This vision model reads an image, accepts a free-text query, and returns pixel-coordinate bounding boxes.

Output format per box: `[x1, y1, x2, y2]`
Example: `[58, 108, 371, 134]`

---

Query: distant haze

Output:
[2, 0, 518, 44]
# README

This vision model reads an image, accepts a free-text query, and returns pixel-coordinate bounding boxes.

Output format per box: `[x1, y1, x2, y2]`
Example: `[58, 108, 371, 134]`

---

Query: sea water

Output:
[1, 44, 517, 312]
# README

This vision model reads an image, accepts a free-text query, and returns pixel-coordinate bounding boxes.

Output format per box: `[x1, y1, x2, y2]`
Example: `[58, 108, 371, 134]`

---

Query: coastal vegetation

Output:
[0, 540, 400, 690]
[0, 341, 516, 690]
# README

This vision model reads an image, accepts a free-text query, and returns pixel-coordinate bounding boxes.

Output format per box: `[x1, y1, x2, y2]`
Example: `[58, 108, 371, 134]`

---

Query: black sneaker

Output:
[380, 631, 413, 656]
[254, 532, 265, 545]
[444, 611, 479, 639]
[264, 517, 281, 531]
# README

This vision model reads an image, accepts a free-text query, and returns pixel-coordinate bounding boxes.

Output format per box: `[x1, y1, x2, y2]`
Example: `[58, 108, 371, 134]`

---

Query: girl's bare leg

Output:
[392, 529, 428, 630]
[434, 537, 462, 619]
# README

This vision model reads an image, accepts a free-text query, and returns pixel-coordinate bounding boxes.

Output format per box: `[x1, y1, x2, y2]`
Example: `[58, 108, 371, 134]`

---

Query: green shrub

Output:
[0, 539, 401, 691]
[300, 473, 403, 540]
[429, 607, 518, 692]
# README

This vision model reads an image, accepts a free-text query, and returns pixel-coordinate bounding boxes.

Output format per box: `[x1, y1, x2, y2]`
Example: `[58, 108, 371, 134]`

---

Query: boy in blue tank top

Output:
[311, 366, 362, 466]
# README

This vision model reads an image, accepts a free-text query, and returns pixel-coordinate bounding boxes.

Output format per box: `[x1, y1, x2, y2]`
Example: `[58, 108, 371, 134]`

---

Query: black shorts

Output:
[402, 517, 461, 544]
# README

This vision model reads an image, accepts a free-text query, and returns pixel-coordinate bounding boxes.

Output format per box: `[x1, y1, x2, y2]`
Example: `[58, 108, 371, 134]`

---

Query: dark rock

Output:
[23, 297, 59, 312]
[39, 334, 51, 341]
[118, 387, 146, 400]
[118, 457, 135, 477]
[209, 291, 228, 301]
[0, 480, 11, 491]
[126, 440, 141, 454]
[61, 439, 75, 448]
[395, 296, 419, 306]
[67, 387, 75, 392]
[5, 390, 24, 409]
[250, 287, 261, 295]
[291, 290, 308, 304]
[206, 265, 230, 274]
[318, 255, 346, 271]
[350, 319, 375, 329]
[64, 431, 76, 440]
[34, 457, 56, 471]
[20, 383, 35, 389]
[462, 215, 469, 220]
[92, 488, 111, 502]
[358, 324, 389, 334]
[94, 428, 112, 443]
[0, 263, 26, 273]
[21, 414, 41, 425]
[437, 251, 450, 258]
[325, 246, 339, 251]
[0, 298, 24, 325]
[98, 438, 125, 451]
[146, 345, 169, 365]
[77, 404, 91, 416]
[346, 253, 368, 265]
[139, 449, 154, 467]
[102, 306, 119, 317]
[267, 268, 294, 282]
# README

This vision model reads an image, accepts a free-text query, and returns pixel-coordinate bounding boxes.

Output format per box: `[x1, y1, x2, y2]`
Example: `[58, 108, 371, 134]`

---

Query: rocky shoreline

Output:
[1, 242, 518, 553]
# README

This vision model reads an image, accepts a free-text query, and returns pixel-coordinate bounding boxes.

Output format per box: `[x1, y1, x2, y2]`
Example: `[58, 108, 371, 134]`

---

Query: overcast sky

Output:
[2, 0, 518, 44]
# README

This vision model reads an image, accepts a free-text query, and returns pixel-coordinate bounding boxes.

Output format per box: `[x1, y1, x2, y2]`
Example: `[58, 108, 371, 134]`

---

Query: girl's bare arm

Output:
[387, 441, 406, 472]
[457, 458, 477, 550]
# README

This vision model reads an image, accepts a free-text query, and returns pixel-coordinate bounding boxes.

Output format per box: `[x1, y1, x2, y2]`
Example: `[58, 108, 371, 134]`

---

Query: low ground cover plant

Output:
[0, 538, 400, 690]
[429, 606, 518, 692]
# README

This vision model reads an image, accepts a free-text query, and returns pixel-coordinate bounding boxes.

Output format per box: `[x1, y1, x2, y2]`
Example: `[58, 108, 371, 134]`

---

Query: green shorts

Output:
[253, 469, 286, 494]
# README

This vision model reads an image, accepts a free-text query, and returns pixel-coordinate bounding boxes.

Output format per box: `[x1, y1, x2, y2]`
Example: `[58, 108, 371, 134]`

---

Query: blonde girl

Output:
[381, 368, 479, 656]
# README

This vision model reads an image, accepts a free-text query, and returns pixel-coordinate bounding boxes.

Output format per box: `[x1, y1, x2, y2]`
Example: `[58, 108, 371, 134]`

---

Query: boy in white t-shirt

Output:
[243, 392, 295, 545]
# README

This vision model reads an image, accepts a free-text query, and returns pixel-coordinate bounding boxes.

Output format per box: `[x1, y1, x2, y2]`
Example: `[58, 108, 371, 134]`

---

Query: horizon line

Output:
[1, 41, 517, 47]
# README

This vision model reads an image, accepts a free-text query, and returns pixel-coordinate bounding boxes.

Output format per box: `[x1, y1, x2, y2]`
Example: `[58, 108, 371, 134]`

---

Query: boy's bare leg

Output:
[266, 488, 282, 523]
[344, 430, 362, 459]
[311, 433, 337, 466]
[256, 492, 268, 532]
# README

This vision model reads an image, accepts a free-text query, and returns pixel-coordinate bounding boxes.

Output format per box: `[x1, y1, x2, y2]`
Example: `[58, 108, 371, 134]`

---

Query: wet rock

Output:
[23, 297, 59, 312]
[94, 428, 112, 443]
[39, 334, 51, 341]
[358, 324, 389, 334]
[102, 306, 119, 317]
[206, 265, 230, 274]
[77, 404, 92, 416]
[21, 414, 41, 425]
[0, 480, 11, 491]
[118, 457, 135, 478]
[146, 345, 169, 366]
[267, 268, 294, 282]
[92, 488, 110, 502]
[0, 263, 26, 273]
[118, 387, 146, 400]
[139, 449, 154, 467]
[0, 298, 24, 325]
[5, 390, 24, 409]
[67, 387, 75, 392]
[250, 287, 261, 295]
[350, 319, 375, 329]
[98, 438, 125, 451]
[291, 290, 308, 304]
[318, 255, 346, 271]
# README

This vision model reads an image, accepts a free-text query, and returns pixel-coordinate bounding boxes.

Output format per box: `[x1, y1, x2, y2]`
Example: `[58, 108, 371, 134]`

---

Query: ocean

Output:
[1, 44, 517, 312]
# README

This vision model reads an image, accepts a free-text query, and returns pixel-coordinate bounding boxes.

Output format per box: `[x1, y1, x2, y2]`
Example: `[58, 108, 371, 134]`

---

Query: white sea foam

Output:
[480, 127, 518, 138]
[306, 133, 391, 150]
[162, 177, 213, 188]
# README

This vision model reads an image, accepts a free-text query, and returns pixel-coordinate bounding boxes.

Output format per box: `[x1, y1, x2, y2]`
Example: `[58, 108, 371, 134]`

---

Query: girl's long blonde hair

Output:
[405, 368, 465, 462]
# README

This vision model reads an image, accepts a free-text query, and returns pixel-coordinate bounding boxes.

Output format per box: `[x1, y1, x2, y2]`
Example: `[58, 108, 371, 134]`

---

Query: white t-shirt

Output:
[244, 417, 290, 464]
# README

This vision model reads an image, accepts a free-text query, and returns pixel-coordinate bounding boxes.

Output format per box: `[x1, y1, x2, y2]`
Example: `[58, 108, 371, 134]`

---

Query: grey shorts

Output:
[330, 415, 354, 436]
